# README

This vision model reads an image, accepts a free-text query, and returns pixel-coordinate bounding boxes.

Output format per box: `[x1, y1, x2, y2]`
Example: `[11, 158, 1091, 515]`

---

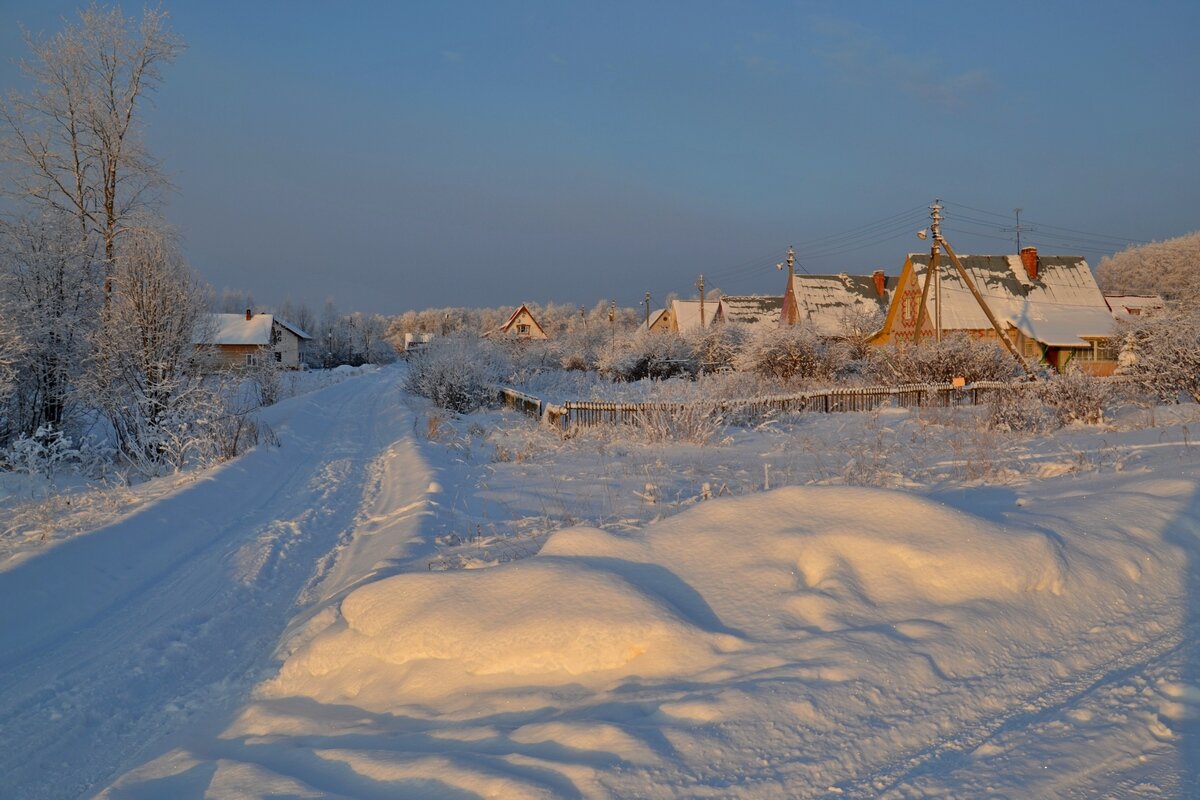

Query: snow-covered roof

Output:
[1105, 293, 1165, 322]
[908, 254, 1114, 347]
[788, 273, 895, 336]
[715, 295, 783, 327]
[670, 300, 710, 333]
[198, 313, 274, 345]
[196, 313, 311, 346]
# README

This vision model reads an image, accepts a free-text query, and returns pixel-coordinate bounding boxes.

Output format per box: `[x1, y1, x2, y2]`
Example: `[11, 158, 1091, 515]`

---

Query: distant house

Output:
[639, 300, 710, 334]
[403, 332, 436, 354]
[781, 269, 896, 336]
[872, 248, 1117, 374]
[713, 295, 783, 329]
[644, 308, 674, 333]
[494, 303, 549, 340]
[1105, 293, 1165, 322]
[196, 310, 311, 369]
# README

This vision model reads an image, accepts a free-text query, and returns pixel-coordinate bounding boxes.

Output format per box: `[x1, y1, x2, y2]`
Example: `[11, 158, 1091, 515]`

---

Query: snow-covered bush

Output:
[688, 323, 751, 373]
[1038, 366, 1110, 425]
[406, 335, 508, 413]
[598, 332, 698, 382]
[987, 386, 1053, 433]
[737, 325, 832, 383]
[1, 425, 114, 479]
[633, 402, 725, 445]
[869, 334, 1019, 385]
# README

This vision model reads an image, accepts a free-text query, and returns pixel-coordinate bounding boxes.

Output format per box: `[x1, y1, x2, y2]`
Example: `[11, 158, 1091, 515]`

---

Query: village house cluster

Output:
[492, 245, 1163, 376]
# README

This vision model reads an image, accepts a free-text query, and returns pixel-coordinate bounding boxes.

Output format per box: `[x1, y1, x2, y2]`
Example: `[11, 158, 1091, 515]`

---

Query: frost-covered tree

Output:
[82, 226, 214, 472]
[1115, 308, 1200, 403]
[689, 322, 751, 373]
[1096, 232, 1200, 305]
[1, 3, 184, 288]
[0, 213, 101, 441]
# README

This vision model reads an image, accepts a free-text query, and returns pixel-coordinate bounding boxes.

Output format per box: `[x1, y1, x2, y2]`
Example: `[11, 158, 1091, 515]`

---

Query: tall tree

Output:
[83, 225, 212, 472]
[1, 3, 184, 291]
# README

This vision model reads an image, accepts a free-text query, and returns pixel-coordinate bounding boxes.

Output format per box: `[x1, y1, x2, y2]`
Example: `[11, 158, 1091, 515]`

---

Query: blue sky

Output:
[2, 1, 1198, 314]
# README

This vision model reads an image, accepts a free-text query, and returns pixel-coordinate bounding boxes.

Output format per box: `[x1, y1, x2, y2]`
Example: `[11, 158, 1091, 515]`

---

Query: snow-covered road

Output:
[0, 366, 432, 799]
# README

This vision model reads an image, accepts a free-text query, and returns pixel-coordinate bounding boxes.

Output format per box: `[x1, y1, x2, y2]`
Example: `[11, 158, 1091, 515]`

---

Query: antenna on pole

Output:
[695, 274, 706, 327]
[1002, 207, 1034, 251]
[643, 291, 651, 328]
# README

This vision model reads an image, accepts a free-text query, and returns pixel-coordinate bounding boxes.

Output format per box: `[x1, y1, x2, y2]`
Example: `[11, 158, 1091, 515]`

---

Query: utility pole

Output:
[608, 300, 616, 347]
[696, 274, 706, 327]
[643, 292, 651, 328]
[913, 200, 944, 345]
[1002, 207, 1025, 251]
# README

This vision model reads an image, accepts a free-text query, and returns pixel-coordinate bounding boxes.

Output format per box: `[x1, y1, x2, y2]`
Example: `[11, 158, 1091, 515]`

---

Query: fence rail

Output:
[498, 380, 1029, 431]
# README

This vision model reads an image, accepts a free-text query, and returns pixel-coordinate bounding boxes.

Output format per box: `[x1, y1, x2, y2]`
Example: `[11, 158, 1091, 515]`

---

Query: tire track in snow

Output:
[0, 366, 430, 800]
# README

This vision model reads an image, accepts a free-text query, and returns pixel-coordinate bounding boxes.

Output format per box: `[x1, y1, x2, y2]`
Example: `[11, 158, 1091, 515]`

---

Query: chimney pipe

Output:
[872, 269, 886, 297]
[245, 308, 252, 321]
[1020, 247, 1039, 281]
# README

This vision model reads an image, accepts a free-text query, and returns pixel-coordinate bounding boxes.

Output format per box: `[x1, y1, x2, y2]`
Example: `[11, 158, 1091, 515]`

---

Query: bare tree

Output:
[1, 3, 184, 290]
[83, 225, 214, 473]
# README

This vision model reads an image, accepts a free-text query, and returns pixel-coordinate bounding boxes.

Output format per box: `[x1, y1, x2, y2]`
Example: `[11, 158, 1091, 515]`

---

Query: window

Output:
[246, 353, 257, 366]
[1023, 338, 1041, 359]
[275, 351, 282, 363]
[517, 324, 530, 334]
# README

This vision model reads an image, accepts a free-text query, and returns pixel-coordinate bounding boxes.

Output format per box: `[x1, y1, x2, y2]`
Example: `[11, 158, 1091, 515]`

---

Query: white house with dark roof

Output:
[196, 310, 312, 369]
[873, 248, 1118, 373]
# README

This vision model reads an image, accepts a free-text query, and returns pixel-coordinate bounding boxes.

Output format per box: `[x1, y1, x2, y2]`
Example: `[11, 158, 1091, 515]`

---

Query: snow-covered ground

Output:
[4, 365, 1200, 798]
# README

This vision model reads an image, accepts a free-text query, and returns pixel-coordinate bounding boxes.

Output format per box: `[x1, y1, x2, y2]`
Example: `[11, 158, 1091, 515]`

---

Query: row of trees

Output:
[0, 5, 254, 475]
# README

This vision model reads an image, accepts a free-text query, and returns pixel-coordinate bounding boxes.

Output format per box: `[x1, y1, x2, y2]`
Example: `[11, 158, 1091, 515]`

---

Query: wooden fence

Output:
[498, 380, 1027, 431]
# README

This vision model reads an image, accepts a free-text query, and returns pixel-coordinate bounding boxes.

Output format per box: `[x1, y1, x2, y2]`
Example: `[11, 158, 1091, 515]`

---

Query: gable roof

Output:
[498, 303, 548, 338]
[905, 253, 1113, 346]
[197, 313, 312, 346]
[644, 308, 669, 331]
[670, 299, 710, 333]
[786, 273, 895, 335]
[715, 295, 783, 327]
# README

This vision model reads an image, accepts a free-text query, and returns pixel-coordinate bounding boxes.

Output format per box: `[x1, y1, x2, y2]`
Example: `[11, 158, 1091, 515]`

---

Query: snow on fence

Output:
[498, 381, 1026, 431]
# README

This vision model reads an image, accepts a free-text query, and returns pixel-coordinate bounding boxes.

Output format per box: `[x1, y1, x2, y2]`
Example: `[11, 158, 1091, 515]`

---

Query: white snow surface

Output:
[4, 367, 1200, 797]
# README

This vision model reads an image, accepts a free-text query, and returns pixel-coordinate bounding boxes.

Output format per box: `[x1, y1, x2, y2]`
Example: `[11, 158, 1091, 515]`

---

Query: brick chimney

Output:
[245, 308, 252, 321]
[872, 269, 887, 297]
[1020, 247, 1039, 281]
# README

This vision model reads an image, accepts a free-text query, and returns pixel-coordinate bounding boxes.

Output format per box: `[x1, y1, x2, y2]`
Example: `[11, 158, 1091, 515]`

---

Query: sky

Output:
[1, 0, 1198, 315]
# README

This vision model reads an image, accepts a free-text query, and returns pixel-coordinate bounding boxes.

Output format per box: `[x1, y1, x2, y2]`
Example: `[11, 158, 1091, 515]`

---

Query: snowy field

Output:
[3, 363, 1200, 798]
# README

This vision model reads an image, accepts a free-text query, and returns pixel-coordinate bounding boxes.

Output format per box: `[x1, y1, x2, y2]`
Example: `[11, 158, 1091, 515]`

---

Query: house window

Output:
[275, 351, 283, 363]
[1092, 339, 1117, 361]
[517, 324, 530, 334]
[246, 353, 257, 366]
[1023, 339, 1041, 359]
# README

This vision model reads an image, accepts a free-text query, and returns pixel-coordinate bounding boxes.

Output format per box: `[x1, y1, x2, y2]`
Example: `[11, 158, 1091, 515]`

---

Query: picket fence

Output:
[497, 380, 1025, 431]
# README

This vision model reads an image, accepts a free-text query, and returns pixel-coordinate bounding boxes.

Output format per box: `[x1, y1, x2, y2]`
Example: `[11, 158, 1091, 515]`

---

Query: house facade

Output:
[197, 311, 312, 369]
[872, 248, 1118, 374]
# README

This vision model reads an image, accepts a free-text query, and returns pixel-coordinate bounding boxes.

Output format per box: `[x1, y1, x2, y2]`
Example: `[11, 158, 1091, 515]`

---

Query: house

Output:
[494, 303, 549, 340]
[1105, 293, 1165, 322]
[872, 248, 1118, 374]
[403, 332, 435, 353]
[713, 295, 784, 329]
[644, 308, 674, 333]
[641, 300, 710, 334]
[781, 269, 896, 336]
[197, 309, 312, 369]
